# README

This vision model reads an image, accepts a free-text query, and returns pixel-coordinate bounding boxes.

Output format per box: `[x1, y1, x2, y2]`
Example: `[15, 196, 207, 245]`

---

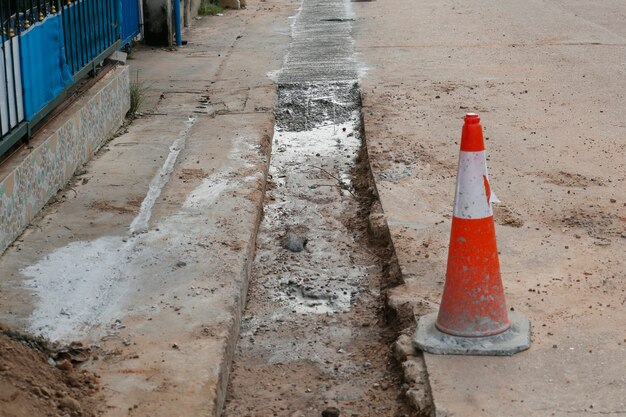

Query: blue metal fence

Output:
[121, 0, 141, 48]
[0, 0, 128, 159]
[61, 0, 121, 74]
[0, 1, 26, 142]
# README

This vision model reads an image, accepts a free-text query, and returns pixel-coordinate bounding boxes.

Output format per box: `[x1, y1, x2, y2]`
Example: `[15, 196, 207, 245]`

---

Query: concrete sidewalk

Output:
[0, 1, 296, 416]
[353, 0, 625, 416]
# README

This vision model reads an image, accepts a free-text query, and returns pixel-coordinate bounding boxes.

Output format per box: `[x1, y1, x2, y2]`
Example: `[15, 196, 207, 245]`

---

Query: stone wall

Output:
[0, 65, 130, 254]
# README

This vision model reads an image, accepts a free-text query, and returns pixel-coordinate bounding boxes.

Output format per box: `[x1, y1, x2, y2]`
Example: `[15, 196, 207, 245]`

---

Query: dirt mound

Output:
[0, 326, 102, 417]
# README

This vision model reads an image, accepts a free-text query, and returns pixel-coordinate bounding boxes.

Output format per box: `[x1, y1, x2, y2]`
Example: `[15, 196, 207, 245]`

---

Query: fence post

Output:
[174, 0, 182, 46]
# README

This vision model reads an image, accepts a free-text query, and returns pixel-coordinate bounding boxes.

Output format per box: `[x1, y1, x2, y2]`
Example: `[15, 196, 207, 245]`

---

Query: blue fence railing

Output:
[0, 1, 26, 141]
[121, 0, 141, 48]
[61, 0, 121, 74]
[0, 0, 133, 159]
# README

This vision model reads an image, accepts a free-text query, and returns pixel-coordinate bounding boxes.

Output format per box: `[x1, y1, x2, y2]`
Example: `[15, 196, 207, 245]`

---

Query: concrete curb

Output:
[211, 150, 272, 415]
[0, 65, 130, 254]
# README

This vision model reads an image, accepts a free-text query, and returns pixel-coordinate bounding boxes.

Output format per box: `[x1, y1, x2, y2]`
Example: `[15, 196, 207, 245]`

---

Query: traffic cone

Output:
[413, 113, 531, 356]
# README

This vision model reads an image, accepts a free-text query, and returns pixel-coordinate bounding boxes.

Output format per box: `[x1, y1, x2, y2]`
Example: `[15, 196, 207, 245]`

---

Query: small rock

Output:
[66, 375, 82, 388]
[406, 388, 433, 414]
[172, 343, 180, 350]
[111, 319, 125, 330]
[393, 334, 416, 361]
[55, 360, 73, 371]
[281, 233, 308, 252]
[176, 261, 187, 268]
[39, 386, 53, 397]
[58, 396, 82, 414]
[322, 407, 340, 417]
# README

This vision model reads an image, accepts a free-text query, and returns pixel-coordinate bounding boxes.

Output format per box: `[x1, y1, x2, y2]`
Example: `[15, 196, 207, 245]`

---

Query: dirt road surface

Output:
[353, 0, 625, 415]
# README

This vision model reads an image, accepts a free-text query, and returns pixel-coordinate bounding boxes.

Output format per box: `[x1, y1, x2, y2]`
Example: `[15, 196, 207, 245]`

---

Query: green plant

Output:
[198, 0, 224, 16]
[127, 72, 146, 119]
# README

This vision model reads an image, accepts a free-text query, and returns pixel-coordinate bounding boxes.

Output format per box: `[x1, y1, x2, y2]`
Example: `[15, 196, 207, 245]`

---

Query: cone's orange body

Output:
[435, 114, 511, 337]
[436, 217, 510, 336]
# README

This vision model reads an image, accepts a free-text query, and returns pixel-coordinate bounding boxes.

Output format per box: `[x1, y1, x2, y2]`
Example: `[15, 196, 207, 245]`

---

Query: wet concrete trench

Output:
[224, 0, 414, 415]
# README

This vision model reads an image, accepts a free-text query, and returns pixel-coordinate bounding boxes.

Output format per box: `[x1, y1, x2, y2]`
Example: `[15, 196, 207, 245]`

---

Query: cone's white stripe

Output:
[453, 150, 493, 219]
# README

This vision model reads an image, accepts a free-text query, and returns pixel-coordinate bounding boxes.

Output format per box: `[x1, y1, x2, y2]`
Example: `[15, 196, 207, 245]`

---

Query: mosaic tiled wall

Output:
[0, 65, 130, 254]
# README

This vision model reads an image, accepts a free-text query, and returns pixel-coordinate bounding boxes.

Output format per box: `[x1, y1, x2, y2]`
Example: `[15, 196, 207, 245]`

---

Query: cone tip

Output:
[464, 113, 480, 124]
[460, 112, 485, 151]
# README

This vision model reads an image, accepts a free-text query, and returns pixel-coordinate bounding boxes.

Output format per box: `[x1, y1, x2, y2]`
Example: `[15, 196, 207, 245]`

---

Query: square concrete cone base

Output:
[413, 313, 531, 356]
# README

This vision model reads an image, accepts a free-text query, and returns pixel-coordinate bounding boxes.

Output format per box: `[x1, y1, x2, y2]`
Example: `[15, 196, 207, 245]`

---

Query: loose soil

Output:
[0, 326, 102, 417]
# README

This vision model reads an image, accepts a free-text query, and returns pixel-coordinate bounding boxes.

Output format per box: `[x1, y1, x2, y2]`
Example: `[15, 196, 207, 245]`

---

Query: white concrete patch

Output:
[266, 69, 281, 82]
[130, 116, 197, 234]
[21, 236, 134, 341]
[183, 176, 230, 209]
[290, 290, 352, 315]
[273, 117, 361, 162]
[19, 118, 261, 343]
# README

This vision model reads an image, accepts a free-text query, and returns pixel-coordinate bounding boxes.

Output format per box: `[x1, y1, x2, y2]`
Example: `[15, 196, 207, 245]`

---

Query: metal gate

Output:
[121, 0, 141, 47]
[0, 2, 25, 143]
[0, 0, 123, 159]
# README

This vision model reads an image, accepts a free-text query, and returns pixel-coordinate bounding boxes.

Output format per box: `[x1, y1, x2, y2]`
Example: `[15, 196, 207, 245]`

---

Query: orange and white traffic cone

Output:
[413, 113, 530, 356]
